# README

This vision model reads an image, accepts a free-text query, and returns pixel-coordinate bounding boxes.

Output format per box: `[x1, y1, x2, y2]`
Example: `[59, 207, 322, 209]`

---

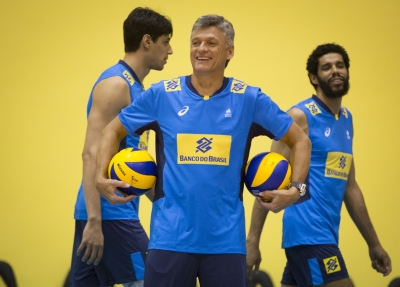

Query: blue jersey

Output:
[282, 95, 353, 248]
[119, 76, 293, 254]
[74, 60, 149, 220]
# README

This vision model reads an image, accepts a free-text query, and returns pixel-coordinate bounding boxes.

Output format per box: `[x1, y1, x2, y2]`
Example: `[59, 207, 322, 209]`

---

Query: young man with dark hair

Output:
[71, 7, 173, 287]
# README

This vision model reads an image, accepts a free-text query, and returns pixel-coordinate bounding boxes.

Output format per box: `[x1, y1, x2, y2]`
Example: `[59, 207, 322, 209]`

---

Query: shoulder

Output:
[149, 76, 185, 93]
[340, 105, 353, 119]
[287, 107, 308, 132]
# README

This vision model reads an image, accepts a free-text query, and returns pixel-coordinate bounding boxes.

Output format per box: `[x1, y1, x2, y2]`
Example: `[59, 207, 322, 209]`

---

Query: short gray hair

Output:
[191, 14, 235, 47]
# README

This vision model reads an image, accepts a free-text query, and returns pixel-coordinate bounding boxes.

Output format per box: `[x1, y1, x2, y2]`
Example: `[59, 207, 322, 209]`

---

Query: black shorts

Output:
[71, 220, 149, 287]
[144, 249, 247, 287]
[281, 244, 349, 287]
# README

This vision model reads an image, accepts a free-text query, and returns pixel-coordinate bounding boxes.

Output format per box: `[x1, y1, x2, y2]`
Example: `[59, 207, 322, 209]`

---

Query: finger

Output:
[76, 242, 86, 256]
[113, 180, 130, 189]
[86, 247, 99, 265]
[382, 258, 392, 276]
[81, 246, 92, 263]
[246, 266, 253, 278]
[113, 194, 136, 204]
[94, 248, 103, 265]
[255, 261, 260, 271]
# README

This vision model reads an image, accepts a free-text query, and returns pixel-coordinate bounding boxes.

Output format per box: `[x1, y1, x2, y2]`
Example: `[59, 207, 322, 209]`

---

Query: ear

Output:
[227, 45, 234, 60]
[142, 34, 152, 49]
[309, 73, 318, 85]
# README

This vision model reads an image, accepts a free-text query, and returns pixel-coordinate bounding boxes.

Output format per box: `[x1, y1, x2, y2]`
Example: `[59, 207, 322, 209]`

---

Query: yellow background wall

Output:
[1, 0, 399, 286]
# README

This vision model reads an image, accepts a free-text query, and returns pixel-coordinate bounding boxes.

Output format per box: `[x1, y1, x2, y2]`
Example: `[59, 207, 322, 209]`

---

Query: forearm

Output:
[345, 189, 381, 248]
[247, 198, 269, 246]
[82, 157, 102, 223]
[288, 137, 311, 183]
[96, 126, 125, 182]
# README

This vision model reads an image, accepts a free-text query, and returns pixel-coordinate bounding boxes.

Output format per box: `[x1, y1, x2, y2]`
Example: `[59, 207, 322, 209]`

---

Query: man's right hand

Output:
[95, 177, 136, 204]
[246, 239, 262, 278]
[77, 221, 104, 265]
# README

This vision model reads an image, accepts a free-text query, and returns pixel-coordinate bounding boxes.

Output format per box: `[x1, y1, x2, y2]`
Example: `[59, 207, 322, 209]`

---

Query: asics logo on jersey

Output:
[339, 156, 347, 169]
[196, 137, 213, 153]
[323, 256, 341, 274]
[325, 128, 331, 137]
[178, 106, 189, 116]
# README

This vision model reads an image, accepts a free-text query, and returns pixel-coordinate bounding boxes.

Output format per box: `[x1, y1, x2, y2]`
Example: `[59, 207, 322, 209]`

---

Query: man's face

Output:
[190, 26, 234, 75]
[148, 34, 173, 71]
[314, 53, 350, 98]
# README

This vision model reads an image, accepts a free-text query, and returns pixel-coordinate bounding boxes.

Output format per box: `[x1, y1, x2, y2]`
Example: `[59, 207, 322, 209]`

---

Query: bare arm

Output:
[77, 77, 131, 265]
[246, 108, 310, 273]
[95, 116, 136, 204]
[344, 157, 392, 276]
[246, 198, 269, 276]
[258, 108, 311, 213]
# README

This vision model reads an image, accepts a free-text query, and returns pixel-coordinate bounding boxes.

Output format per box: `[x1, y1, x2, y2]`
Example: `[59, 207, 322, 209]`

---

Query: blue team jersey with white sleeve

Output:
[119, 76, 293, 254]
[74, 60, 149, 220]
[282, 95, 353, 248]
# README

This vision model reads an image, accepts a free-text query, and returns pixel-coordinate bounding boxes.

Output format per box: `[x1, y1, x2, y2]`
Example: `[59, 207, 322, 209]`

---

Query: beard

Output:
[317, 74, 350, 99]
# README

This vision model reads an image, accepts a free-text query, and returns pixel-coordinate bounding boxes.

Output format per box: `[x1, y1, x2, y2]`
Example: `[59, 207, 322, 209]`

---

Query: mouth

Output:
[196, 57, 211, 61]
[330, 77, 344, 84]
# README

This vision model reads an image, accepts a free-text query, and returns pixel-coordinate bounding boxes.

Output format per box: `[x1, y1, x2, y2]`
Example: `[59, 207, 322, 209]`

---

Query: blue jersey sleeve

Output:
[253, 90, 293, 140]
[119, 87, 157, 135]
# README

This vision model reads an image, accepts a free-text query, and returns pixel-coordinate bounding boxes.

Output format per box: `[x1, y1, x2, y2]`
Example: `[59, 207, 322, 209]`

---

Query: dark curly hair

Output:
[123, 7, 173, 53]
[306, 43, 350, 90]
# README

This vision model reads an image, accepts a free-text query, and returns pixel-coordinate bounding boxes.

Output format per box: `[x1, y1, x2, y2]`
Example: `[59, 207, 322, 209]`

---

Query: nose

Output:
[168, 44, 173, 55]
[198, 42, 208, 52]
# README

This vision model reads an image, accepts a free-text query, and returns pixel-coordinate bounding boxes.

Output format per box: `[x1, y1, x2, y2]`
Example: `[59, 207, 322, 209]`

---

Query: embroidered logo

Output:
[164, 78, 181, 91]
[305, 101, 322, 116]
[230, 79, 247, 94]
[323, 256, 341, 274]
[178, 106, 189, 116]
[225, 108, 232, 118]
[123, 70, 135, 86]
[325, 128, 331, 137]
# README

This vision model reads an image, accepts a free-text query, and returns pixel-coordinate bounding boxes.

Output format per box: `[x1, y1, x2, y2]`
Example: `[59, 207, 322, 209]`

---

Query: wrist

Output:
[288, 182, 306, 196]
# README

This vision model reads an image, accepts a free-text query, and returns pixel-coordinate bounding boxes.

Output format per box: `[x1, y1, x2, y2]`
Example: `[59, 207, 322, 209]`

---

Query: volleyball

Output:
[108, 147, 157, 196]
[244, 152, 292, 202]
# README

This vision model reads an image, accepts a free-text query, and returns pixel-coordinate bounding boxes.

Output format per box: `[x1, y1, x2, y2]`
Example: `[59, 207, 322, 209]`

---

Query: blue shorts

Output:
[71, 220, 149, 287]
[144, 250, 247, 287]
[281, 244, 349, 287]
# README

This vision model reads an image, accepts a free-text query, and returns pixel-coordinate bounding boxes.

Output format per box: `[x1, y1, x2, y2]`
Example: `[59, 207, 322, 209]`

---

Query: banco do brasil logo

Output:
[196, 137, 212, 153]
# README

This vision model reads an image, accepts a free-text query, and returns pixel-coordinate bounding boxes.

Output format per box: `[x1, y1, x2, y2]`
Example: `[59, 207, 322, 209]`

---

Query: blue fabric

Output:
[308, 258, 323, 286]
[74, 61, 149, 220]
[131, 252, 145, 280]
[119, 76, 293, 254]
[282, 95, 354, 248]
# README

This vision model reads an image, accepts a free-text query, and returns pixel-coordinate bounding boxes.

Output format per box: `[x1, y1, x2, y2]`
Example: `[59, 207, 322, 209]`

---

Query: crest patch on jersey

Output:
[177, 134, 231, 165]
[230, 79, 247, 94]
[164, 78, 181, 92]
[305, 101, 322, 116]
[325, 152, 353, 180]
[137, 130, 149, 150]
[341, 106, 348, 118]
[323, 256, 341, 274]
[123, 70, 135, 86]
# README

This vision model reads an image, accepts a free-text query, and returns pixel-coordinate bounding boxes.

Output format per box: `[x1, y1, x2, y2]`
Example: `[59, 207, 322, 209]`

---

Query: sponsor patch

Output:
[177, 134, 231, 165]
[325, 152, 352, 180]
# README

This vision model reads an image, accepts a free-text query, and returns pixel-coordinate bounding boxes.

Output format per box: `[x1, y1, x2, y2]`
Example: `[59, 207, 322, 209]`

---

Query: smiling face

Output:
[190, 26, 234, 76]
[311, 53, 350, 98]
[148, 34, 173, 71]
